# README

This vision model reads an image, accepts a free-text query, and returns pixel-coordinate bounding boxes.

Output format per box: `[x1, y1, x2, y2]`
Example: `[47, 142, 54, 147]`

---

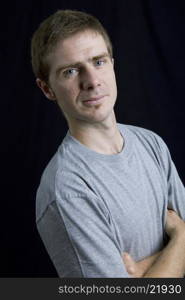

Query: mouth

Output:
[82, 95, 106, 106]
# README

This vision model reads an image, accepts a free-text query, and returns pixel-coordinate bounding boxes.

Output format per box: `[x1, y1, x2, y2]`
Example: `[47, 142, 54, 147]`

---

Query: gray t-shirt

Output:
[36, 124, 185, 277]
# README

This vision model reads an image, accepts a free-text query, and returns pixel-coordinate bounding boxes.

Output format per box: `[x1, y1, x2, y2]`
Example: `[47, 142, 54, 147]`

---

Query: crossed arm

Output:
[122, 210, 185, 278]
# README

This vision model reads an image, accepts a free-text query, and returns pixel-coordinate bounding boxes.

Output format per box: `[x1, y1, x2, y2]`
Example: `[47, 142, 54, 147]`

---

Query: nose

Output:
[80, 67, 101, 90]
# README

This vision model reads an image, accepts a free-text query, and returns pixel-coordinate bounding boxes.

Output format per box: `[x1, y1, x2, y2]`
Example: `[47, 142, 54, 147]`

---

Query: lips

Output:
[82, 95, 106, 105]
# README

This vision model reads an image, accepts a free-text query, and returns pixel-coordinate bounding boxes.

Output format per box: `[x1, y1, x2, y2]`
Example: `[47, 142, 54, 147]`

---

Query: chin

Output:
[85, 109, 114, 124]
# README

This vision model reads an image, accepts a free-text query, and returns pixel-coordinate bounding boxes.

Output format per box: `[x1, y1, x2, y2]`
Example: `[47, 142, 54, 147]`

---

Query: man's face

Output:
[47, 30, 117, 127]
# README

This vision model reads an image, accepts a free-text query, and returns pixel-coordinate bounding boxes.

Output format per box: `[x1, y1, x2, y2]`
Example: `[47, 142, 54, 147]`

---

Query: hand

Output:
[165, 209, 185, 238]
[122, 251, 161, 277]
[123, 209, 185, 277]
[122, 252, 142, 277]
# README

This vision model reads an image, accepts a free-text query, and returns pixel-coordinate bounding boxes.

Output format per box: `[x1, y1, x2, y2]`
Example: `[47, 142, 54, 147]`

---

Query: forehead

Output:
[48, 30, 108, 70]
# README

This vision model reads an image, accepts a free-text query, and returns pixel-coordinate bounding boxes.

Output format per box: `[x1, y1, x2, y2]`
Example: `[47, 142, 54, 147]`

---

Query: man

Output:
[31, 9, 185, 277]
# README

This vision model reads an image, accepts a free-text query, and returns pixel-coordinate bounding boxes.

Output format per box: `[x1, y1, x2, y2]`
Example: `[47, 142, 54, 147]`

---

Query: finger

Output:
[167, 209, 178, 216]
[167, 209, 175, 215]
[122, 252, 136, 274]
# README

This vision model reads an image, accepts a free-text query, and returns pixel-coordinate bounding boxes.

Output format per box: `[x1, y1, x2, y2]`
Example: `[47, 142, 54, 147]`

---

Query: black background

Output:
[1, 0, 185, 276]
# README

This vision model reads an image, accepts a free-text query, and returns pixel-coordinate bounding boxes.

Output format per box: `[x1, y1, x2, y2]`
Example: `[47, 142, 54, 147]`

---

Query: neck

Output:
[68, 112, 124, 155]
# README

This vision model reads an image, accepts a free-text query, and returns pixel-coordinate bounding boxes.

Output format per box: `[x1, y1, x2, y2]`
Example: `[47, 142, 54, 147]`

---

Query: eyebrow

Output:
[55, 52, 110, 77]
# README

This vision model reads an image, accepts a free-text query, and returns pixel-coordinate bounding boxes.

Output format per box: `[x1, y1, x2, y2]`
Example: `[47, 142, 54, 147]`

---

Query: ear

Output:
[36, 78, 56, 101]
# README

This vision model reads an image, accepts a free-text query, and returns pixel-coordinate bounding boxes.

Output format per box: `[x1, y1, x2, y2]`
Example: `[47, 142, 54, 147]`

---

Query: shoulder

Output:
[36, 137, 99, 221]
[118, 123, 171, 170]
[119, 123, 167, 150]
[36, 147, 62, 220]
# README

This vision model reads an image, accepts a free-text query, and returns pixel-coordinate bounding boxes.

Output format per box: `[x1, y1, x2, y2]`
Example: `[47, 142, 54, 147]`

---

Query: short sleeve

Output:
[36, 194, 131, 278]
[155, 135, 185, 220]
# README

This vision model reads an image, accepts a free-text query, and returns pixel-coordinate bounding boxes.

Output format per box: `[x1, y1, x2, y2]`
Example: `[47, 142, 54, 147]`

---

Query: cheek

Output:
[54, 83, 72, 100]
[109, 74, 117, 101]
[104, 68, 116, 84]
[56, 86, 78, 110]
[107, 72, 117, 92]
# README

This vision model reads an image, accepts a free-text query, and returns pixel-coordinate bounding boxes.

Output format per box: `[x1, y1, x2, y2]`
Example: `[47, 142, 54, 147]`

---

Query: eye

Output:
[95, 58, 106, 67]
[63, 68, 78, 78]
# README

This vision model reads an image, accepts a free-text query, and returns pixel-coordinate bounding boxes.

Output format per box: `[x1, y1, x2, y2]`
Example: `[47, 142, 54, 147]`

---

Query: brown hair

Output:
[31, 9, 113, 82]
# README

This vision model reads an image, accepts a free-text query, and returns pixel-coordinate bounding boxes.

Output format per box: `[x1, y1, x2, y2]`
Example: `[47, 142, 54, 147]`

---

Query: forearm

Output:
[143, 235, 185, 278]
[123, 210, 185, 278]
[137, 251, 161, 276]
